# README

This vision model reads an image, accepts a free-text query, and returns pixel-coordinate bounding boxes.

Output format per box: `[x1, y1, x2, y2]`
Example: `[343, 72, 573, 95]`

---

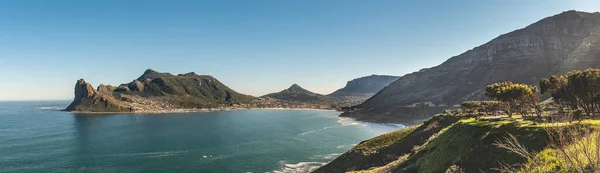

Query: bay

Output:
[0, 101, 403, 173]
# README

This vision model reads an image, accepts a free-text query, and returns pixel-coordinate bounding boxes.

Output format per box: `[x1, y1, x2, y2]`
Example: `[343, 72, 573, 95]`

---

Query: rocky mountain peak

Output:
[74, 79, 97, 99]
[289, 83, 302, 89]
[137, 69, 172, 81]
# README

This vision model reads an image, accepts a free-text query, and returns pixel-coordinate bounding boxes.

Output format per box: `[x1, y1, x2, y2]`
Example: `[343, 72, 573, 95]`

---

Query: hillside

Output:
[315, 114, 556, 173]
[328, 75, 400, 106]
[343, 10, 600, 124]
[65, 69, 257, 112]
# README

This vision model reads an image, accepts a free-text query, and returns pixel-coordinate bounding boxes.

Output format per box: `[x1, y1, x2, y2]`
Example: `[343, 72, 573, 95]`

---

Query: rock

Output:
[65, 79, 130, 112]
[127, 80, 145, 92]
[97, 84, 116, 94]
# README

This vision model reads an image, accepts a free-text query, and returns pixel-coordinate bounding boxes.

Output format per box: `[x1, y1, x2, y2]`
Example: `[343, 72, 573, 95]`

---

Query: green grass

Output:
[351, 126, 419, 156]
[394, 118, 548, 173]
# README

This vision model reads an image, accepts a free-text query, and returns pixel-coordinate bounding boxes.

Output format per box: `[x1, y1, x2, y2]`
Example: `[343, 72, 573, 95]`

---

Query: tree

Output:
[485, 82, 539, 118]
[540, 69, 600, 117]
[460, 101, 481, 114]
[480, 100, 502, 115]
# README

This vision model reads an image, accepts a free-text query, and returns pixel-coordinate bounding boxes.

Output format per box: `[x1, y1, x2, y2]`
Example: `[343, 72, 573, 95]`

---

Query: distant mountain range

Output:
[343, 10, 600, 125]
[329, 75, 399, 97]
[66, 69, 398, 112]
[260, 75, 399, 107]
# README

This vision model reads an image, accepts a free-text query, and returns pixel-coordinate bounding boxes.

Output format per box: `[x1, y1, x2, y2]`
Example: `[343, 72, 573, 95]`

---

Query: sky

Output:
[1, 0, 600, 100]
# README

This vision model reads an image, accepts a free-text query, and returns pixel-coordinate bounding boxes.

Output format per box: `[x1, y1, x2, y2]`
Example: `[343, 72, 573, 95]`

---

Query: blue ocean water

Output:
[0, 101, 404, 173]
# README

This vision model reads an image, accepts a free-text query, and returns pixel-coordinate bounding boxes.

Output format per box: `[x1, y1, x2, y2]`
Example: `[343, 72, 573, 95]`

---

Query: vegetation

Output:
[485, 82, 539, 118]
[540, 69, 600, 117]
[320, 68, 600, 173]
[351, 126, 419, 156]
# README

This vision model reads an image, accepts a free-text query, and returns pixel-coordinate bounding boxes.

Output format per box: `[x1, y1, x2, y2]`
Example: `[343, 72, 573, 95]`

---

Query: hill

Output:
[65, 69, 257, 112]
[260, 84, 334, 108]
[315, 114, 561, 173]
[343, 10, 600, 124]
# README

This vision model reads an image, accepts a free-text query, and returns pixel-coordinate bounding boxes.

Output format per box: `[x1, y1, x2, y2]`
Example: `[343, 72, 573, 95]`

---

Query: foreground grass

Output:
[350, 126, 419, 156]
[319, 113, 600, 173]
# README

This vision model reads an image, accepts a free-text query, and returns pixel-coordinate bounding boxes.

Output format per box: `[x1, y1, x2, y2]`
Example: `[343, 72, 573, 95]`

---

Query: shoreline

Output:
[67, 107, 338, 114]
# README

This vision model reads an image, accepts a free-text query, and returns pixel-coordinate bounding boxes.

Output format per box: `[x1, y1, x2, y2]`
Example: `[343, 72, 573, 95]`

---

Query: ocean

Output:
[0, 101, 403, 173]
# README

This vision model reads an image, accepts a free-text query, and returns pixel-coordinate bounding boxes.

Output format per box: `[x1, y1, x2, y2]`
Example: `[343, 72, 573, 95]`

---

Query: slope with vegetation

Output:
[319, 68, 600, 173]
[343, 10, 600, 124]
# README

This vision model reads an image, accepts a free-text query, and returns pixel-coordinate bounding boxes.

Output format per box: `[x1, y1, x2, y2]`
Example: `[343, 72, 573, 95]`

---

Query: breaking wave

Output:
[38, 106, 65, 110]
[336, 117, 359, 126]
[269, 161, 327, 173]
[95, 150, 189, 158]
[298, 126, 336, 136]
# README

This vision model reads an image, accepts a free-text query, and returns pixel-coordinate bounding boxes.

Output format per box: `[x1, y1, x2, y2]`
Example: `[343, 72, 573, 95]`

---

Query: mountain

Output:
[329, 75, 400, 97]
[261, 84, 333, 108]
[328, 75, 400, 106]
[65, 69, 257, 112]
[343, 10, 600, 125]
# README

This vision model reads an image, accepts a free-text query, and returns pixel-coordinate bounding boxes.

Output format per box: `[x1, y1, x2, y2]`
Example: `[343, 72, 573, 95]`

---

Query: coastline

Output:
[67, 107, 338, 114]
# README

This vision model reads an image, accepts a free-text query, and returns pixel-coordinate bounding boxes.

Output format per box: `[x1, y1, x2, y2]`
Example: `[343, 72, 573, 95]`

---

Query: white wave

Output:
[336, 117, 359, 126]
[95, 150, 189, 157]
[269, 161, 327, 173]
[298, 126, 336, 136]
[309, 153, 342, 160]
[38, 106, 65, 110]
[336, 143, 358, 149]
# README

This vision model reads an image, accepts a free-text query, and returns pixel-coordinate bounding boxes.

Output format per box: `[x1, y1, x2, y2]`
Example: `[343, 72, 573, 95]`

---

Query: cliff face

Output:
[65, 79, 130, 112]
[345, 11, 600, 124]
[329, 75, 399, 97]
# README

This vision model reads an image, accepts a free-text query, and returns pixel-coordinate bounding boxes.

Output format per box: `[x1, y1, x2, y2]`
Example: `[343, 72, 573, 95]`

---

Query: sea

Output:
[0, 101, 404, 173]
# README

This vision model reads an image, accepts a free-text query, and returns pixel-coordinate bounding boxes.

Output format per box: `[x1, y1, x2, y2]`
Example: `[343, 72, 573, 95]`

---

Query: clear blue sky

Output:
[1, 0, 599, 100]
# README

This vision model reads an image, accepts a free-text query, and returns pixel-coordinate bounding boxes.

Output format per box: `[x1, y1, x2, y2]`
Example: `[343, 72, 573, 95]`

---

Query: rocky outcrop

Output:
[344, 10, 600, 124]
[65, 79, 130, 112]
[97, 84, 116, 94]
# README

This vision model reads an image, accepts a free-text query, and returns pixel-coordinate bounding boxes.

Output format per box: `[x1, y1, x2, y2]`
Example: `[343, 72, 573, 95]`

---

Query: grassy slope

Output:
[394, 118, 548, 173]
[316, 116, 564, 173]
[313, 115, 461, 173]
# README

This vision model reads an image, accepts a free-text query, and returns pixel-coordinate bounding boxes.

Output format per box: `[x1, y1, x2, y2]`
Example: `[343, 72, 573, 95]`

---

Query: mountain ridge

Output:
[343, 10, 600, 125]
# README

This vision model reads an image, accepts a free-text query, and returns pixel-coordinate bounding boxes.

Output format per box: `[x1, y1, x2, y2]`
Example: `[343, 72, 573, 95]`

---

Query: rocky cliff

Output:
[328, 75, 400, 106]
[329, 75, 399, 97]
[344, 11, 600, 124]
[65, 79, 130, 112]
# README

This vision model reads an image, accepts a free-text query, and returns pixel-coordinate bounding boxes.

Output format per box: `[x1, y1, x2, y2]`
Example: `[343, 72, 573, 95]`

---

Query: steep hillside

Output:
[329, 75, 399, 97]
[345, 11, 600, 124]
[315, 115, 551, 173]
[65, 69, 257, 112]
